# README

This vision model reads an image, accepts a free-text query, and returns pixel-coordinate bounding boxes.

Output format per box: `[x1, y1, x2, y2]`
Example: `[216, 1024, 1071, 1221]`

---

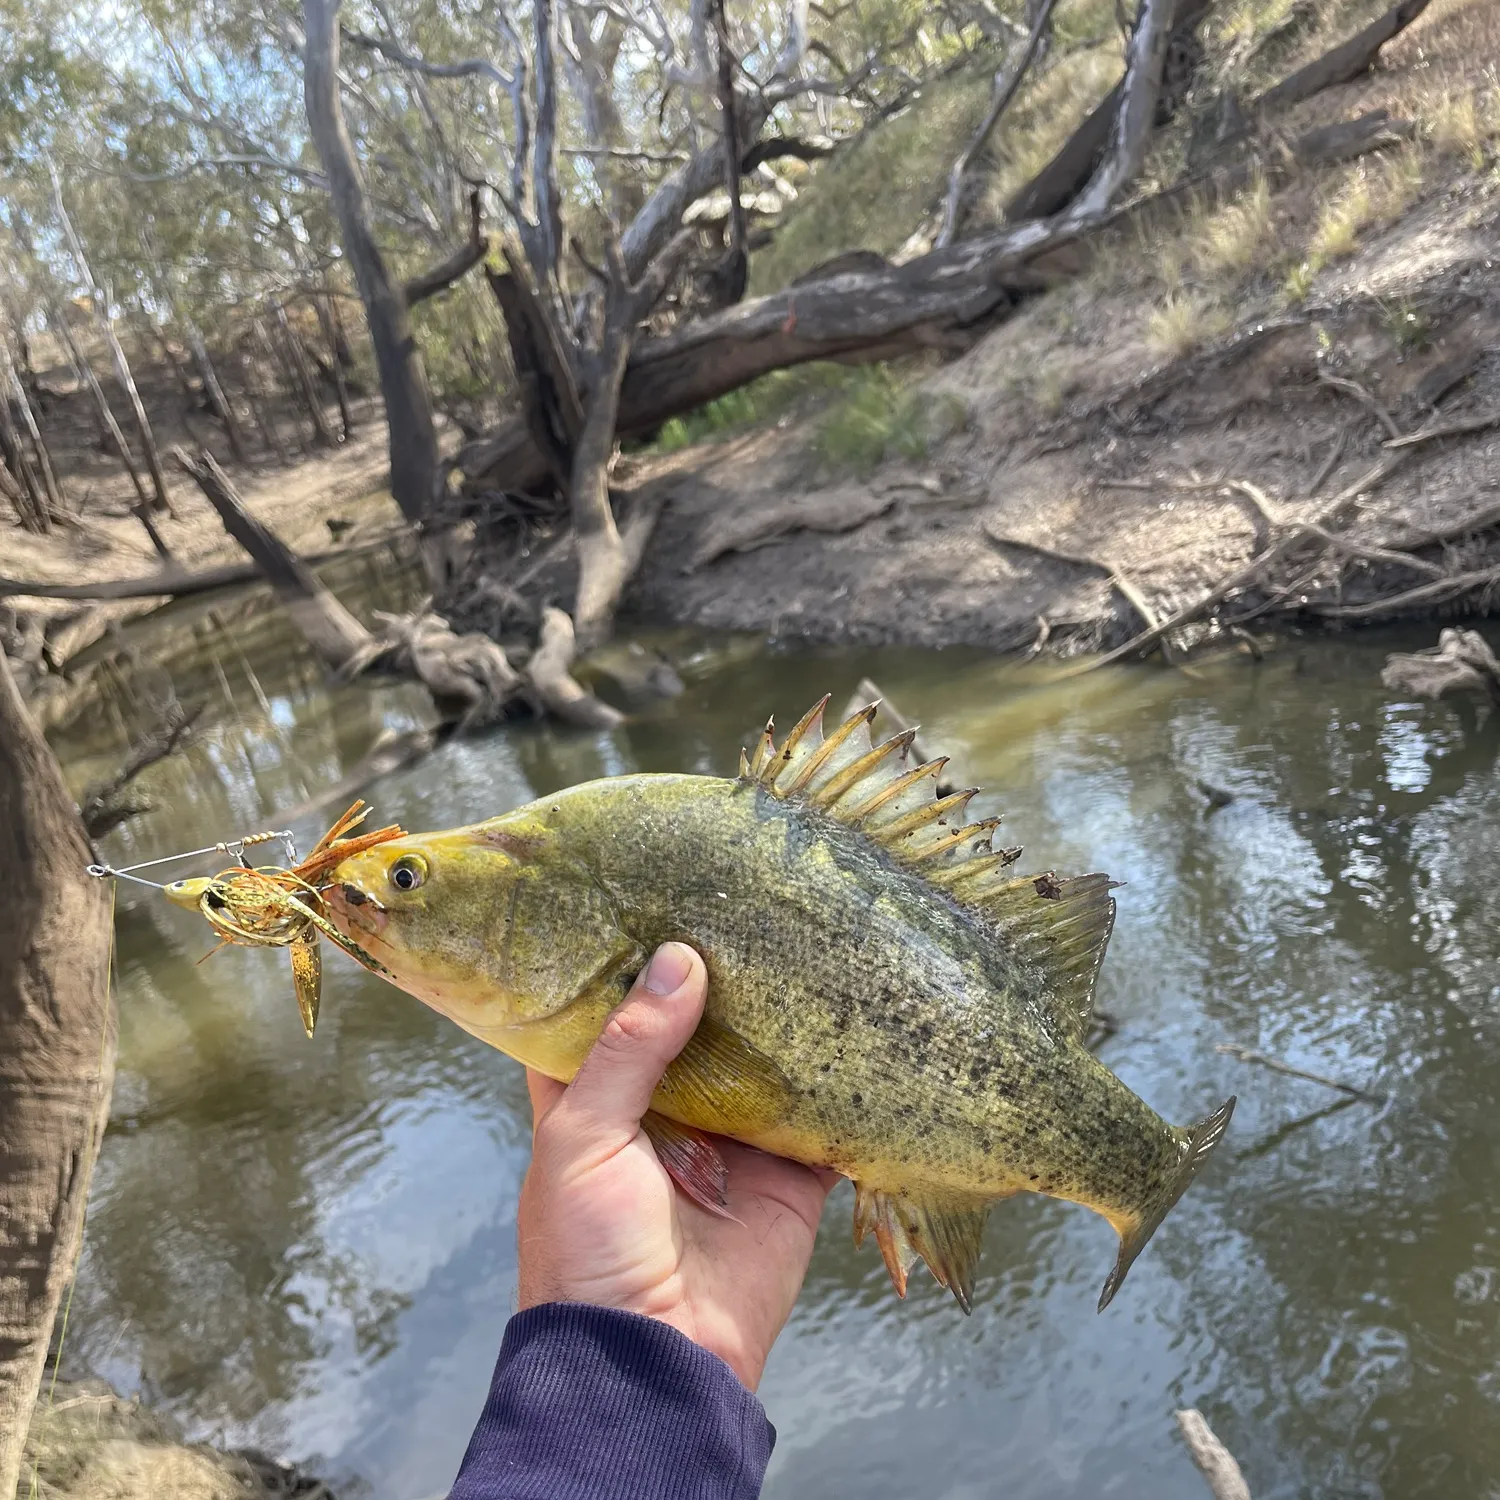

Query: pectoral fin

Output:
[854, 1183, 992, 1313]
[641, 1112, 733, 1218]
[652, 1015, 791, 1136]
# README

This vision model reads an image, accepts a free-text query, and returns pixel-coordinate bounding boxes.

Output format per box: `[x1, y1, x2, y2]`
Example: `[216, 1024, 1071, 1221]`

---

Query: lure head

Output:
[163, 876, 214, 912]
[323, 807, 636, 1049]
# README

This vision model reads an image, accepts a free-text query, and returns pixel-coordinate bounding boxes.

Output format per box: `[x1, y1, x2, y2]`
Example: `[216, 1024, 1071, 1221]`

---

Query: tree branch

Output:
[937, 0, 1058, 247]
[403, 188, 489, 306]
[341, 24, 514, 89]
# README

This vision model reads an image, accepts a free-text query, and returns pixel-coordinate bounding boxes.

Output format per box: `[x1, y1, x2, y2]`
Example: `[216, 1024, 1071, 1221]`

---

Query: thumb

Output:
[547, 942, 707, 1155]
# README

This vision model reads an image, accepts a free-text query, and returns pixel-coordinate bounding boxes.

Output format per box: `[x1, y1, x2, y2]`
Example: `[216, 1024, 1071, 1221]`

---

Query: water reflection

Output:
[51, 605, 1500, 1500]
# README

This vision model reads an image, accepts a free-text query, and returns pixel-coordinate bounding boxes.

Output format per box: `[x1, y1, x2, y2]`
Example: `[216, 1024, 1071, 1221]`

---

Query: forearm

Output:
[450, 1303, 775, 1500]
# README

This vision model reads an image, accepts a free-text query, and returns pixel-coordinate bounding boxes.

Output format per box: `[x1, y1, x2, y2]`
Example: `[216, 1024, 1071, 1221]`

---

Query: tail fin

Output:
[1097, 1095, 1236, 1312]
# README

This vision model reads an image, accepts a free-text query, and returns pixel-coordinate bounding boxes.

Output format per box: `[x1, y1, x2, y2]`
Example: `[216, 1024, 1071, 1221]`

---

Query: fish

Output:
[162, 801, 405, 1035]
[324, 697, 1235, 1313]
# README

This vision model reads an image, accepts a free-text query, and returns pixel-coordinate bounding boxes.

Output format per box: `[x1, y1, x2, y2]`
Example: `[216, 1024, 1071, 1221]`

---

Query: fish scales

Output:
[326, 696, 1235, 1313]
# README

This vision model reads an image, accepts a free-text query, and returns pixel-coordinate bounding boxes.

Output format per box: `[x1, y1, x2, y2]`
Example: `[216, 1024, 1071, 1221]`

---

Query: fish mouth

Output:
[324, 882, 391, 945]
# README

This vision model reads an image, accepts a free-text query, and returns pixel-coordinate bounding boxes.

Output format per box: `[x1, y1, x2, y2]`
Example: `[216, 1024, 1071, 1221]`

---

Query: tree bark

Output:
[274, 305, 336, 448]
[1258, 0, 1431, 114]
[0, 340, 64, 521]
[171, 447, 375, 671]
[938, 0, 1059, 246]
[313, 291, 355, 441]
[1060, 0, 1186, 225]
[303, 0, 441, 526]
[47, 162, 173, 517]
[183, 322, 248, 464]
[0, 649, 115, 1500]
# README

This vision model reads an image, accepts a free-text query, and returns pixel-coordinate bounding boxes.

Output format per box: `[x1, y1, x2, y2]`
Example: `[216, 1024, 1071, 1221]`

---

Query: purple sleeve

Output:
[448, 1303, 775, 1500]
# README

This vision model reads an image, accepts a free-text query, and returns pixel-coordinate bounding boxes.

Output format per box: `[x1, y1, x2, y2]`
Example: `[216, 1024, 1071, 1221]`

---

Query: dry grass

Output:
[1192, 175, 1275, 276]
[1423, 82, 1500, 166]
[21, 1384, 291, 1500]
[1146, 291, 1232, 359]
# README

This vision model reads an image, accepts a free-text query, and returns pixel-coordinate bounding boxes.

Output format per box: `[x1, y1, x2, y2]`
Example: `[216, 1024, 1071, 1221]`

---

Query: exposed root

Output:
[525, 607, 626, 729]
[1382, 628, 1500, 703]
[344, 606, 523, 729]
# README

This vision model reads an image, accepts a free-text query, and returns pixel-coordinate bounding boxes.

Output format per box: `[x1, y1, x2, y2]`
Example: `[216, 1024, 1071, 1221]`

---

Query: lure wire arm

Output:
[86, 829, 298, 885]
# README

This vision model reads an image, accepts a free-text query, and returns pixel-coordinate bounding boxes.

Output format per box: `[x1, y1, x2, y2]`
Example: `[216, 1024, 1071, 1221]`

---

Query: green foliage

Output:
[650, 363, 866, 450]
[814, 365, 948, 475]
[749, 66, 995, 294]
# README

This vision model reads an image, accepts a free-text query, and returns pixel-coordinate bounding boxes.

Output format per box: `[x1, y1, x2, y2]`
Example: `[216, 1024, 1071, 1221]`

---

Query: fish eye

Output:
[389, 855, 428, 893]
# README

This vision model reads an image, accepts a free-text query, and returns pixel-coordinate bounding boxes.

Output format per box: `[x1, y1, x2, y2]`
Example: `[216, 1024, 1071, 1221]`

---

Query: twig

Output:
[1383, 408, 1500, 449]
[1309, 561, 1500, 619]
[1305, 424, 1349, 496]
[1069, 450, 1410, 674]
[983, 527, 1112, 574]
[1317, 370, 1401, 442]
[1110, 572, 1178, 664]
[1215, 1042, 1386, 1103]
[1175, 1409, 1252, 1500]
[1378, 494, 1500, 549]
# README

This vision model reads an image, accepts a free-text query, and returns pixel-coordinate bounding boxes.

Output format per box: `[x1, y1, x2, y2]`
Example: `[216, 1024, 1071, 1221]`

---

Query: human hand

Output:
[517, 942, 838, 1391]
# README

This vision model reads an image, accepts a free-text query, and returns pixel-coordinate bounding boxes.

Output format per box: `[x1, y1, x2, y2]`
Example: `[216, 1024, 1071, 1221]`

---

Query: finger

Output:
[526, 1068, 566, 1132]
[548, 942, 706, 1154]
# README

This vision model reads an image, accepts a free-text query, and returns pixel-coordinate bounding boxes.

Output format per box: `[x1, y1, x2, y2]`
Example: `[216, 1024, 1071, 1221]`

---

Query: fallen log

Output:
[172, 447, 375, 672]
[456, 215, 1062, 494]
[0, 532, 410, 603]
[1257, 0, 1431, 114]
[456, 101, 1412, 501]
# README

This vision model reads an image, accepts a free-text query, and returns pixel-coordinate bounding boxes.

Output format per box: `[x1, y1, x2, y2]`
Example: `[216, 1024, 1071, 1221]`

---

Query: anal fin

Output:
[853, 1183, 990, 1313]
[642, 1112, 733, 1219]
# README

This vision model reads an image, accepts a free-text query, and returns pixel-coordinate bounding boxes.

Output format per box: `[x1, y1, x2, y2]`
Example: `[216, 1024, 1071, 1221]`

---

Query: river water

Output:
[51, 588, 1500, 1500]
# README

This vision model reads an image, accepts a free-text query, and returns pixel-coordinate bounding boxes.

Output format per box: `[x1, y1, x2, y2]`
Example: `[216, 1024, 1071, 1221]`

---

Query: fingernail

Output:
[642, 942, 693, 995]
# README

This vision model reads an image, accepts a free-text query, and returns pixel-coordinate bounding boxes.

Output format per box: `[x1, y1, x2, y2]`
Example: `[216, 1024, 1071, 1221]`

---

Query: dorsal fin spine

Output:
[740, 697, 1117, 1042]
[813, 730, 914, 807]
[875, 788, 977, 841]
[782, 703, 877, 796]
[843, 755, 942, 821]
[914, 817, 1004, 864]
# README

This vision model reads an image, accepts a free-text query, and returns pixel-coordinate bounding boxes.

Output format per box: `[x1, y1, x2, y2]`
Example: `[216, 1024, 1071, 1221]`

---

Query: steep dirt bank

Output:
[607, 0, 1500, 659]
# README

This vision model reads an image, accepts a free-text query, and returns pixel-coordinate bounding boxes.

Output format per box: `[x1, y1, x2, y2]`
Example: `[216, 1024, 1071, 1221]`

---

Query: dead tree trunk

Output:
[0, 340, 64, 522]
[0, 387, 47, 535]
[183, 323, 248, 464]
[937, 0, 1059, 247]
[313, 290, 355, 440]
[274, 305, 336, 448]
[1061, 0, 1190, 225]
[47, 162, 173, 517]
[303, 0, 441, 524]
[171, 447, 373, 669]
[0, 649, 115, 1500]
[240, 343, 290, 464]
